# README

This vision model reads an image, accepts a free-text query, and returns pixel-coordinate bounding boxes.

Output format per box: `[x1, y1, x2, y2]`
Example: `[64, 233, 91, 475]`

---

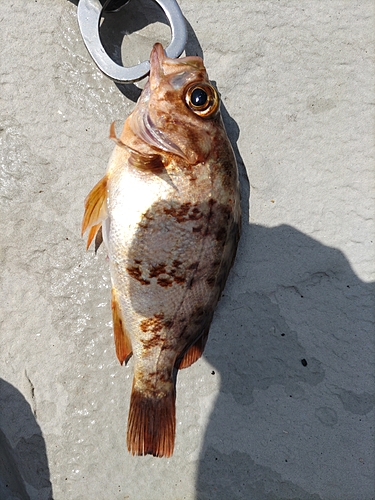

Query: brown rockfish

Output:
[82, 43, 240, 457]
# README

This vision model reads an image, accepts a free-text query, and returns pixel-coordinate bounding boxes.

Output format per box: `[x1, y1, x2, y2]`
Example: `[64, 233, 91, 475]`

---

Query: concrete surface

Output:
[1, 0, 374, 499]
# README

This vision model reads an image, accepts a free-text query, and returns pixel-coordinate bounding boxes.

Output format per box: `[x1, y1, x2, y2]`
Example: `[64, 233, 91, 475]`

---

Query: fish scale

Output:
[82, 43, 240, 457]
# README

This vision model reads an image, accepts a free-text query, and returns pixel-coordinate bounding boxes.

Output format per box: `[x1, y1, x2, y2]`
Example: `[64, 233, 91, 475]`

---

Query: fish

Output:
[81, 43, 241, 457]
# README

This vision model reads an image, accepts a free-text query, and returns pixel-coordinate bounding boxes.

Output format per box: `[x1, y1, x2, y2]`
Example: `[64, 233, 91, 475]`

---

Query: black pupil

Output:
[191, 88, 208, 107]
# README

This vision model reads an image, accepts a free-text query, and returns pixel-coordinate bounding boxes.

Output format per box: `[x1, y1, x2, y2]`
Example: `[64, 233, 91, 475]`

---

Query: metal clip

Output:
[77, 0, 188, 83]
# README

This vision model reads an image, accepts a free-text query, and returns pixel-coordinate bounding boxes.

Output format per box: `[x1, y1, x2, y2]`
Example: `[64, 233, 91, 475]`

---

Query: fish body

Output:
[82, 44, 241, 457]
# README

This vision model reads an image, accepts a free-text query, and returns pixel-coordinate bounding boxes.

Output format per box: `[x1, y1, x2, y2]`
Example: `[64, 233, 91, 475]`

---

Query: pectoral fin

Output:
[112, 288, 133, 365]
[81, 175, 108, 249]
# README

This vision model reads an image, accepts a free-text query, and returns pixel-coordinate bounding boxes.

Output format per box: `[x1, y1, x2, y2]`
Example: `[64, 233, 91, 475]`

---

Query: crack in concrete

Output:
[24, 370, 37, 419]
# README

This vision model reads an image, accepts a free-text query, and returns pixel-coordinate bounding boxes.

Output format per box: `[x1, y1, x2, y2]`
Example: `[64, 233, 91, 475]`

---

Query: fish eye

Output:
[184, 83, 219, 118]
[191, 88, 208, 107]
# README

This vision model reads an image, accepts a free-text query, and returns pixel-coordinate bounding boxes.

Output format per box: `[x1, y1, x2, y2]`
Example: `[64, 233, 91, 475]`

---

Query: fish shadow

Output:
[0, 379, 53, 500]
[195, 186, 375, 496]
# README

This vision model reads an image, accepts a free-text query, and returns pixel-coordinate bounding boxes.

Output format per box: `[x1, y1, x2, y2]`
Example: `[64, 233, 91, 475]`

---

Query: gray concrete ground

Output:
[1, 1, 374, 499]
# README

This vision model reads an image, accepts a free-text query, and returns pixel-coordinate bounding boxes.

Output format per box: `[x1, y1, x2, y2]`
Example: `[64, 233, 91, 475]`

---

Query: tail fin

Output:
[127, 385, 176, 457]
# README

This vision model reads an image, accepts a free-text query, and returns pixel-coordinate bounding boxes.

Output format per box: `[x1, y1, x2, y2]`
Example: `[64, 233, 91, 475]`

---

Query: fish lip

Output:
[150, 43, 166, 71]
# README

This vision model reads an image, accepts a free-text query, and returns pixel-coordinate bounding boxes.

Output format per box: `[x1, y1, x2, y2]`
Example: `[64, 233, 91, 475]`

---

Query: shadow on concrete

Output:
[0, 379, 52, 500]
[71, 0, 204, 101]
[190, 85, 375, 496]
[195, 212, 374, 497]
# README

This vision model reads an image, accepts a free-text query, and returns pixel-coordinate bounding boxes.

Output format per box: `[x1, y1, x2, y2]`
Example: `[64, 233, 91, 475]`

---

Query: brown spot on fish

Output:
[163, 89, 176, 101]
[206, 274, 217, 287]
[168, 265, 186, 284]
[142, 334, 163, 350]
[173, 275, 186, 285]
[163, 202, 192, 222]
[188, 210, 203, 221]
[157, 276, 174, 287]
[127, 265, 151, 285]
[139, 314, 175, 348]
[145, 370, 172, 384]
[149, 263, 167, 278]
[138, 210, 155, 229]
[140, 313, 165, 334]
[218, 156, 237, 187]
[163, 202, 206, 225]
[172, 259, 182, 267]
[192, 225, 203, 233]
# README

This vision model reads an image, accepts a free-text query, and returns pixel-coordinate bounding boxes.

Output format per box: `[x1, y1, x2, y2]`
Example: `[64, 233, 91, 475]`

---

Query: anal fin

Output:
[178, 326, 210, 370]
[81, 175, 108, 249]
[112, 288, 132, 365]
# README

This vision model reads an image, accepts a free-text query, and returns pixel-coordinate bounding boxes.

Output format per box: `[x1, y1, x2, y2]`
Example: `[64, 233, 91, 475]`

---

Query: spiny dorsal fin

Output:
[112, 288, 133, 365]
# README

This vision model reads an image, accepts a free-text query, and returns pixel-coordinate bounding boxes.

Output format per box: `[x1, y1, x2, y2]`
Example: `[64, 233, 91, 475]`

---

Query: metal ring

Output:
[77, 0, 188, 83]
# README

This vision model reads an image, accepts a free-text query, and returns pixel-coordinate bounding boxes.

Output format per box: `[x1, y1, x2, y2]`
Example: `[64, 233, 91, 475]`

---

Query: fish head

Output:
[128, 43, 223, 165]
